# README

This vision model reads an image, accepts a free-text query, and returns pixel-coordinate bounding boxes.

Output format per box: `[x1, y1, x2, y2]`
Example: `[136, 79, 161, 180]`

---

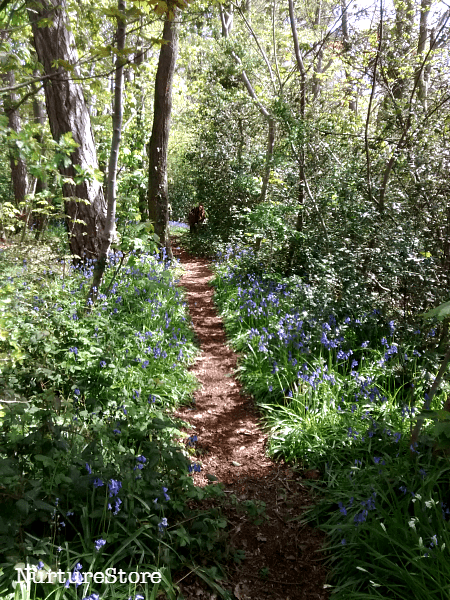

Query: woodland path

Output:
[171, 240, 329, 600]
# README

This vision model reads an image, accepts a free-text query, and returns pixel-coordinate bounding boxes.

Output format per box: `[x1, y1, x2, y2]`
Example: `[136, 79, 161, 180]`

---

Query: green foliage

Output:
[0, 241, 227, 599]
[212, 247, 450, 599]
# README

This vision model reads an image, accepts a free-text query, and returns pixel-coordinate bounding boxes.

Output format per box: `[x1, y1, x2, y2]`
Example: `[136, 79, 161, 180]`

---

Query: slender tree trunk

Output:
[3, 71, 28, 206]
[219, 4, 274, 203]
[28, 0, 106, 261]
[90, 0, 126, 299]
[341, 0, 357, 113]
[416, 0, 431, 107]
[147, 11, 179, 260]
[392, 0, 414, 101]
[288, 0, 306, 229]
[32, 85, 49, 239]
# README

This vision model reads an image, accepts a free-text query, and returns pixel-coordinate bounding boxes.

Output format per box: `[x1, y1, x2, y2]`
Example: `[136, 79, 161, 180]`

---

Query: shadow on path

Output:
[172, 241, 329, 600]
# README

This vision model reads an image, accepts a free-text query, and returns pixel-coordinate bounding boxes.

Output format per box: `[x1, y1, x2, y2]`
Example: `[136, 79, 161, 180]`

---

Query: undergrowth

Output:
[212, 245, 450, 599]
[0, 236, 228, 600]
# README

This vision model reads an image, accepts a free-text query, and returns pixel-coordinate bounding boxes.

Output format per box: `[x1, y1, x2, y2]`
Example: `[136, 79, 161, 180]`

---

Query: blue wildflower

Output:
[158, 517, 168, 532]
[108, 479, 122, 497]
[94, 538, 106, 551]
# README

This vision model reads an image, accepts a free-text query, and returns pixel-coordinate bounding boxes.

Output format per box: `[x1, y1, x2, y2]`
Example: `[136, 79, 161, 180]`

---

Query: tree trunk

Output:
[147, 11, 179, 261]
[3, 71, 28, 206]
[416, 0, 431, 107]
[219, 4, 274, 203]
[32, 85, 49, 240]
[392, 0, 414, 101]
[90, 0, 126, 300]
[288, 0, 306, 228]
[341, 0, 357, 113]
[28, 0, 106, 261]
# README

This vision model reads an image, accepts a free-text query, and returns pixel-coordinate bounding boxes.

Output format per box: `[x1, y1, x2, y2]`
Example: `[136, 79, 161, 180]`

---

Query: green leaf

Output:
[16, 499, 29, 516]
[421, 301, 450, 321]
[34, 454, 55, 467]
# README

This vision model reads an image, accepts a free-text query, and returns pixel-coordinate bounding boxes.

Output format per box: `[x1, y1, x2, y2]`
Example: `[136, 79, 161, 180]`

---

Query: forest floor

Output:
[171, 239, 330, 600]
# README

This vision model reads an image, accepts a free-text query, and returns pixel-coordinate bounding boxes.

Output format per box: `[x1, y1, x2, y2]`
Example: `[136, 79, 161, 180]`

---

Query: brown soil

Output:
[172, 240, 330, 600]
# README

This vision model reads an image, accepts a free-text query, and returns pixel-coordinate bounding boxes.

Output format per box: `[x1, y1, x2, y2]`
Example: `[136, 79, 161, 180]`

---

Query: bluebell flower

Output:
[113, 498, 122, 515]
[65, 564, 83, 588]
[163, 486, 170, 501]
[74, 388, 80, 396]
[94, 538, 106, 551]
[108, 479, 122, 498]
[158, 517, 168, 532]
[137, 455, 146, 463]
[354, 510, 368, 526]
[82, 594, 100, 600]
[113, 428, 121, 434]
[338, 502, 347, 516]
[187, 435, 198, 447]
[93, 478, 104, 488]
[85, 463, 92, 474]
[100, 360, 106, 368]
[37, 560, 44, 570]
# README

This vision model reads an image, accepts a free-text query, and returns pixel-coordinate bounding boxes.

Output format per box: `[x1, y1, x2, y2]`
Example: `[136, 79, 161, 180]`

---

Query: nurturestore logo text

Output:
[16, 565, 162, 584]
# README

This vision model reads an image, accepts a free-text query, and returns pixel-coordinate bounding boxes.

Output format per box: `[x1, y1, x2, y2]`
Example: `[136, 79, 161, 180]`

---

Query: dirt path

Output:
[172, 242, 329, 600]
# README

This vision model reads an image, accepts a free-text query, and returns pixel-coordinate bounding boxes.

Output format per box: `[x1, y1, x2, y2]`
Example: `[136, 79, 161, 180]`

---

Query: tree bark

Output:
[90, 0, 126, 300]
[147, 11, 179, 260]
[341, 0, 357, 113]
[288, 0, 306, 227]
[28, 0, 106, 260]
[392, 0, 414, 101]
[416, 0, 431, 107]
[3, 71, 29, 206]
[32, 83, 49, 239]
[219, 4, 274, 203]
